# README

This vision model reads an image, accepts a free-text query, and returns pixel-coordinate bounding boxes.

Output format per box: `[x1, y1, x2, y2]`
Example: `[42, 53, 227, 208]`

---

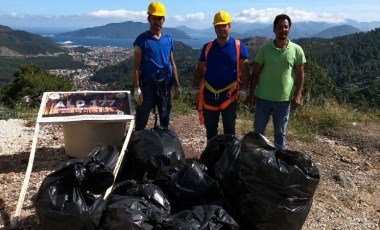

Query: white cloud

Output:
[235, 7, 348, 24]
[88, 9, 146, 21]
[172, 12, 205, 23]
[8, 12, 26, 19]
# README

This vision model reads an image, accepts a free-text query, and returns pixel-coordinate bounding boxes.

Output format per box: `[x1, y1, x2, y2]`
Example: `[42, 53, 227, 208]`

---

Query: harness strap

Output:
[197, 83, 205, 125]
[197, 39, 242, 125]
[203, 81, 237, 95]
[204, 41, 213, 60]
[197, 82, 239, 125]
[203, 94, 239, 111]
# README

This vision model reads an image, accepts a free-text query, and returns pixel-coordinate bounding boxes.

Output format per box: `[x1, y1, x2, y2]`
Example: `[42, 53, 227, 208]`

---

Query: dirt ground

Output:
[172, 112, 380, 230]
[0, 111, 379, 229]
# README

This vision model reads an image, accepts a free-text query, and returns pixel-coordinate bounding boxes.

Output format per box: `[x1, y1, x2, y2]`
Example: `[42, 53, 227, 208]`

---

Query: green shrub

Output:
[0, 104, 17, 120]
[0, 64, 74, 108]
[172, 87, 196, 115]
[288, 98, 370, 143]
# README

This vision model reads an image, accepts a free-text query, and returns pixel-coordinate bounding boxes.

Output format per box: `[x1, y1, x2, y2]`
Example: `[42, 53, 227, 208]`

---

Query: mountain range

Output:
[58, 21, 190, 40]
[0, 25, 63, 56]
[56, 20, 380, 40]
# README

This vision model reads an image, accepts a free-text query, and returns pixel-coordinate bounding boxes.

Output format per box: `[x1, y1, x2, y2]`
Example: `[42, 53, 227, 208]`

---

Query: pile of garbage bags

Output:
[35, 128, 320, 230]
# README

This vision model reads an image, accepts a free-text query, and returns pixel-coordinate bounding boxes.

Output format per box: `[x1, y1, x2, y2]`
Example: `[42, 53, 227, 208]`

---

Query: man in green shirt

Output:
[249, 14, 306, 149]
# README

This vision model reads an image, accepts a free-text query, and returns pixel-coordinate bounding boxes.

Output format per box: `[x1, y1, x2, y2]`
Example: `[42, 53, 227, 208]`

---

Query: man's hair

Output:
[273, 14, 291, 29]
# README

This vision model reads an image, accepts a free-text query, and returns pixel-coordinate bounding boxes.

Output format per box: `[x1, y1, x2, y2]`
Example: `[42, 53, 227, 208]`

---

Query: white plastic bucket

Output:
[63, 121, 126, 158]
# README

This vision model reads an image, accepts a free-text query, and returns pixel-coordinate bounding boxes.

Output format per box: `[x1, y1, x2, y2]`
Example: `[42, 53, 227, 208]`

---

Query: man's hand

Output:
[292, 95, 302, 109]
[237, 90, 247, 103]
[134, 87, 143, 105]
[173, 85, 181, 100]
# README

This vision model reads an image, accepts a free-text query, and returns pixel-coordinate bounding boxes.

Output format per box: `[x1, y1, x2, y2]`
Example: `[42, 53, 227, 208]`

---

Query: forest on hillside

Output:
[0, 25, 84, 85]
[0, 25, 63, 55]
[296, 28, 380, 108]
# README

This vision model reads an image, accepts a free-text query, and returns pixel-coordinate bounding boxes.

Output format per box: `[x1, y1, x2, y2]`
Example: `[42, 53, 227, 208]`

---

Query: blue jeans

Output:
[253, 98, 291, 149]
[203, 91, 237, 140]
[135, 78, 172, 131]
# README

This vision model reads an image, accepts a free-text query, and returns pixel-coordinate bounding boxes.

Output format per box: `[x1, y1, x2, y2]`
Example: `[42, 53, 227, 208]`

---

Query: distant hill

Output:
[176, 25, 202, 35]
[0, 25, 63, 56]
[344, 19, 380, 31]
[296, 28, 380, 108]
[57, 21, 191, 39]
[241, 36, 270, 60]
[0, 25, 83, 86]
[191, 21, 380, 40]
[239, 22, 366, 40]
[57, 20, 380, 41]
[309, 25, 362, 38]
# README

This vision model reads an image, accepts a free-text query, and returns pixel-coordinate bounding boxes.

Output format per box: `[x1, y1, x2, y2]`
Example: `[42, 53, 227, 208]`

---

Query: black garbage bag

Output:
[81, 145, 119, 193]
[99, 179, 172, 229]
[117, 128, 186, 182]
[86, 145, 121, 170]
[156, 161, 223, 213]
[63, 145, 119, 194]
[236, 132, 320, 230]
[98, 194, 158, 230]
[199, 134, 241, 195]
[75, 158, 115, 194]
[198, 134, 237, 169]
[158, 204, 239, 230]
[35, 161, 108, 230]
[111, 179, 171, 218]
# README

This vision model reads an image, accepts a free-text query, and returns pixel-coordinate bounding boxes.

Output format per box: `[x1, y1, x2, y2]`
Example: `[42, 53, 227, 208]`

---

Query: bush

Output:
[0, 105, 17, 120]
[0, 64, 74, 108]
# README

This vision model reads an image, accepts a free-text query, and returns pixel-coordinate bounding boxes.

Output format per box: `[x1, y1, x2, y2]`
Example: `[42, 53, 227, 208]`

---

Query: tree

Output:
[303, 53, 335, 104]
[0, 64, 74, 108]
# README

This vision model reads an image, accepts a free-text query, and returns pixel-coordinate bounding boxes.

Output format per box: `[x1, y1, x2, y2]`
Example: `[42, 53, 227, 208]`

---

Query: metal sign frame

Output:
[11, 91, 135, 227]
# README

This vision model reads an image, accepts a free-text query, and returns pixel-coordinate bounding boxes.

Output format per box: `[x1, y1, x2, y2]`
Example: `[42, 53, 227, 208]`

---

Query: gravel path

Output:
[0, 119, 67, 229]
[0, 120, 34, 155]
[1, 117, 380, 229]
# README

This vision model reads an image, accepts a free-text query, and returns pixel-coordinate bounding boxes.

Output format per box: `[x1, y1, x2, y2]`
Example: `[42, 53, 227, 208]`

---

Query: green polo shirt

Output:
[255, 40, 306, 101]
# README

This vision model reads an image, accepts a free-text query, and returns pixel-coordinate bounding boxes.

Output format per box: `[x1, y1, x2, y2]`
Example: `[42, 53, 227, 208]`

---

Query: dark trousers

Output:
[253, 98, 291, 149]
[203, 92, 237, 140]
[135, 79, 172, 131]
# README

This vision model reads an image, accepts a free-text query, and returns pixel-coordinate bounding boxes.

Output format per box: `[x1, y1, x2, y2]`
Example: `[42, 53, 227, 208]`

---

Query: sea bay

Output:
[49, 34, 211, 49]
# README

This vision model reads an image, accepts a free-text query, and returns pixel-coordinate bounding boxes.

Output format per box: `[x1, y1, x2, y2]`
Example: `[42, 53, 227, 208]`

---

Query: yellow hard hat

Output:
[147, 1, 166, 17]
[213, 10, 232, 25]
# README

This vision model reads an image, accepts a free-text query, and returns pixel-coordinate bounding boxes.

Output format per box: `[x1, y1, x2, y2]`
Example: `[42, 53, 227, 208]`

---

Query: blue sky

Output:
[1, 0, 379, 32]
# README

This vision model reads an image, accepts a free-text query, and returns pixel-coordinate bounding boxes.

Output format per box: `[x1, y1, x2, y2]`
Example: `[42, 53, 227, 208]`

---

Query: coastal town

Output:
[48, 44, 133, 90]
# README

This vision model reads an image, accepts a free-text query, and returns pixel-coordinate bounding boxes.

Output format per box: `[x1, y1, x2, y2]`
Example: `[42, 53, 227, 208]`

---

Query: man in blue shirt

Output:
[133, 1, 180, 131]
[193, 10, 250, 140]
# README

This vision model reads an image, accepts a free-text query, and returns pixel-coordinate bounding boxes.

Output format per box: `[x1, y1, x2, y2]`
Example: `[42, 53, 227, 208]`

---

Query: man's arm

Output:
[192, 61, 206, 103]
[132, 46, 144, 104]
[239, 58, 250, 91]
[170, 51, 181, 99]
[170, 51, 179, 86]
[248, 61, 263, 104]
[133, 46, 142, 88]
[236, 58, 250, 103]
[293, 64, 305, 108]
[193, 61, 206, 88]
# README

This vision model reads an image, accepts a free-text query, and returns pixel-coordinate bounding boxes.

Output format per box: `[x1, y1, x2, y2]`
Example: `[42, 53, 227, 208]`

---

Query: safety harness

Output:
[197, 39, 241, 125]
